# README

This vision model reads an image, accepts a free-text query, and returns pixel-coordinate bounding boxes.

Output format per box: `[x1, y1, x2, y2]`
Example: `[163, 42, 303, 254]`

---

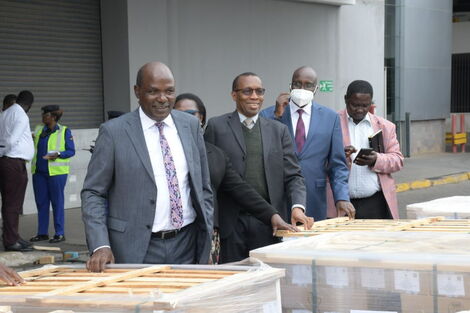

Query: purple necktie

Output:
[155, 122, 183, 228]
[295, 109, 306, 153]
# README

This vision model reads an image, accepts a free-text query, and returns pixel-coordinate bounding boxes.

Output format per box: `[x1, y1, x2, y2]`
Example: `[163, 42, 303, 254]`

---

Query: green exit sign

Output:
[319, 80, 333, 92]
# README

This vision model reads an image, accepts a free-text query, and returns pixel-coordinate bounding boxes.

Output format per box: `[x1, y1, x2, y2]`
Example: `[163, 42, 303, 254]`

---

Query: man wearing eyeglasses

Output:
[204, 72, 310, 263]
[260, 66, 355, 221]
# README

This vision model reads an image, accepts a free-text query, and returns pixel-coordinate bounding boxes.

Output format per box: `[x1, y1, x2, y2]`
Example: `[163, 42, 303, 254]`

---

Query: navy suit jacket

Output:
[260, 102, 349, 220]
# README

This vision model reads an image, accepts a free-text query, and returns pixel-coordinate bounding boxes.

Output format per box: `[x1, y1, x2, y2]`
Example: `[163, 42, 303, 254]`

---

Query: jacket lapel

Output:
[259, 117, 273, 194]
[227, 111, 246, 155]
[124, 110, 156, 185]
[300, 102, 321, 155]
[281, 108, 295, 144]
[339, 109, 351, 146]
[173, 111, 194, 172]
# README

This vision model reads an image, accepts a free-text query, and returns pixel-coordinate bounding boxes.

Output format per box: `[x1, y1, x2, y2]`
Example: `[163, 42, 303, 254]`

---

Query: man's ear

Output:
[134, 85, 140, 99]
[231, 91, 237, 102]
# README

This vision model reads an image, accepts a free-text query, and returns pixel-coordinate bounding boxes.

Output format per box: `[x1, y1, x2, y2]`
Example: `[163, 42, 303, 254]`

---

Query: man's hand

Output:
[291, 207, 314, 230]
[344, 145, 357, 158]
[354, 151, 377, 167]
[336, 200, 355, 219]
[0, 263, 24, 286]
[274, 92, 290, 118]
[86, 247, 115, 272]
[271, 214, 299, 235]
[43, 152, 59, 161]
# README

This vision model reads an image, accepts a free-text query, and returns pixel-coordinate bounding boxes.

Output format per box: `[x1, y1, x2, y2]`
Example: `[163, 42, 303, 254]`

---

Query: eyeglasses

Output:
[234, 88, 266, 96]
[182, 109, 199, 115]
[291, 82, 317, 90]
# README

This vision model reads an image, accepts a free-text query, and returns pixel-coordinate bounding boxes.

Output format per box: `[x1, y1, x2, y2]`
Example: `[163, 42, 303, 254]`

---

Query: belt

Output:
[151, 223, 191, 240]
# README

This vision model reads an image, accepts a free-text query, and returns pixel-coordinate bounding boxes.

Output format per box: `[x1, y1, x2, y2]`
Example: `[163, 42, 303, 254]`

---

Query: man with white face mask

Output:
[260, 66, 355, 221]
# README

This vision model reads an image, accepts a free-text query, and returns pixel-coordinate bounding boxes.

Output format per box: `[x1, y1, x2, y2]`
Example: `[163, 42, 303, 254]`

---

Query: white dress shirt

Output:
[238, 112, 259, 129]
[348, 113, 381, 199]
[139, 107, 196, 232]
[289, 100, 312, 137]
[0, 103, 34, 160]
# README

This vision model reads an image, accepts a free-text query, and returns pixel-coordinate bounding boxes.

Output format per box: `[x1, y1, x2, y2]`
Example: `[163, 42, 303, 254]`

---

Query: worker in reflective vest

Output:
[30, 105, 75, 244]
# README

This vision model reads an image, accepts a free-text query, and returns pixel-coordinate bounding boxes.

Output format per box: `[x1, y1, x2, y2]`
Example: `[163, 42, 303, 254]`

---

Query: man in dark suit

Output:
[260, 66, 355, 221]
[204, 72, 308, 263]
[175, 93, 311, 262]
[81, 62, 213, 272]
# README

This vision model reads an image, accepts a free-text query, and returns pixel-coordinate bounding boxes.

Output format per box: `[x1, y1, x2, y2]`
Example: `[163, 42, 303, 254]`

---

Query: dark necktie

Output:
[295, 109, 306, 153]
[155, 122, 183, 228]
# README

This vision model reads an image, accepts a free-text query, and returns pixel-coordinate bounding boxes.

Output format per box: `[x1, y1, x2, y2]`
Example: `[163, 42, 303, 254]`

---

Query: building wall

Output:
[103, 0, 385, 117]
[394, 0, 453, 155]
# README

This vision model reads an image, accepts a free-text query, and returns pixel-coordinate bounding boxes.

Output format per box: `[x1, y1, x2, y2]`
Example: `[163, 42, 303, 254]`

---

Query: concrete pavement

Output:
[1, 151, 469, 269]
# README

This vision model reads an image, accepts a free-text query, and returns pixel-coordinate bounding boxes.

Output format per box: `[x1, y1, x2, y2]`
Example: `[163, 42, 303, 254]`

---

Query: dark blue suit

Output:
[260, 102, 349, 220]
[33, 125, 75, 236]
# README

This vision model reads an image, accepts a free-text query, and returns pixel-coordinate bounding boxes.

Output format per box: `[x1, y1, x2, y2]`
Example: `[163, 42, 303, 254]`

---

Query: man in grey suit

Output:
[82, 62, 213, 272]
[204, 72, 310, 263]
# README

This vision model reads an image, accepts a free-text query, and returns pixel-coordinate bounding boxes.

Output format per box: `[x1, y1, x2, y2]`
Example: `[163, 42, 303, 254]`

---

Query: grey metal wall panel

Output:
[400, 0, 452, 120]
[0, 0, 103, 129]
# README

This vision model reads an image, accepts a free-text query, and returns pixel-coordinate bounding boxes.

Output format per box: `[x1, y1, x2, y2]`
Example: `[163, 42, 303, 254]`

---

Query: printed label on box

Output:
[360, 268, 385, 289]
[351, 310, 398, 313]
[437, 273, 465, 297]
[325, 266, 349, 288]
[291, 265, 312, 285]
[394, 270, 420, 293]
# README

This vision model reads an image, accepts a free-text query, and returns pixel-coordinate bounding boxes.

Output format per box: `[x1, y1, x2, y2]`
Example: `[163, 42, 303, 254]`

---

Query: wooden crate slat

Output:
[28, 265, 170, 298]
[275, 216, 469, 237]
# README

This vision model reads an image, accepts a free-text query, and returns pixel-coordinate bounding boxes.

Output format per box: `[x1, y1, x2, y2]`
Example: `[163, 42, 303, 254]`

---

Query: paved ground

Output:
[1, 150, 469, 269]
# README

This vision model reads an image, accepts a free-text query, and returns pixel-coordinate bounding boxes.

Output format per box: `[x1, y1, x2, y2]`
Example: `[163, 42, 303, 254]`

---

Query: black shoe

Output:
[30, 235, 49, 242]
[5, 241, 34, 252]
[19, 238, 33, 247]
[49, 235, 65, 243]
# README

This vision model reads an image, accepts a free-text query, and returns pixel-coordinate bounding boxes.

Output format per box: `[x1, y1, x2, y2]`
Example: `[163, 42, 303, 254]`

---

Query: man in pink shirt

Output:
[332, 80, 403, 219]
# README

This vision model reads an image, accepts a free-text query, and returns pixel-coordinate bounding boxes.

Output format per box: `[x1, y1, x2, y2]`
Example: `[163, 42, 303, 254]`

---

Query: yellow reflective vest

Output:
[31, 124, 70, 176]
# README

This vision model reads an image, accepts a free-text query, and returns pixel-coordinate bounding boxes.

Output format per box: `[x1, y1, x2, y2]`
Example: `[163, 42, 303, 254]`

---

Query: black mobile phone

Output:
[355, 148, 373, 160]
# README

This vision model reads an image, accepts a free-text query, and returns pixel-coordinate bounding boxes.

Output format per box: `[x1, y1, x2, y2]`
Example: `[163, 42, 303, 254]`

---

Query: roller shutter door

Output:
[0, 0, 103, 129]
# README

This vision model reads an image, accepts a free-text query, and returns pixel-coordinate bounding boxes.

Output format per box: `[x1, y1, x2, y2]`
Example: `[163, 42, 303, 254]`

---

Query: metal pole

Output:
[405, 112, 411, 157]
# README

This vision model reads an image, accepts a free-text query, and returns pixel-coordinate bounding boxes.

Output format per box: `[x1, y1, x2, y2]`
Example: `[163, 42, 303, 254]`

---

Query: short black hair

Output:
[3, 94, 16, 109]
[346, 80, 373, 98]
[232, 72, 258, 91]
[136, 67, 144, 86]
[175, 93, 207, 127]
[16, 90, 34, 106]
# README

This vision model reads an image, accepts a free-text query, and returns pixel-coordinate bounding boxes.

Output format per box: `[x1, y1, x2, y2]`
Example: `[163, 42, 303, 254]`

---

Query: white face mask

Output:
[290, 89, 314, 108]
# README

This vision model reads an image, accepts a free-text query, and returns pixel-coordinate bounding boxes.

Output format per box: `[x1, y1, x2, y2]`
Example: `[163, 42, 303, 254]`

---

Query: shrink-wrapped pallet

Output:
[406, 196, 470, 219]
[0, 263, 284, 313]
[250, 231, 470, 313]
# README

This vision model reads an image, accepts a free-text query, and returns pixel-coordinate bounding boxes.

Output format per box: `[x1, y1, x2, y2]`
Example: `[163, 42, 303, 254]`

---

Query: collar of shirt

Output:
[139, 107, 176, 131]
[289, 99, 312, 117]
[347, 111, 372, 126]
[237, 111, 259, 124]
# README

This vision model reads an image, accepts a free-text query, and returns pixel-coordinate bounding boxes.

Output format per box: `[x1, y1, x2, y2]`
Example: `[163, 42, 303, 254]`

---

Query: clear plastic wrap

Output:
[0, 263, 284, 313]
[250, 231, 470, 313]
[407, 196, 470, 219]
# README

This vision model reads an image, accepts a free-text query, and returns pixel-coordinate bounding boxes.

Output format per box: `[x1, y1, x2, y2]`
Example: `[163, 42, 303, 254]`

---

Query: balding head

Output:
[136, 62, 174, 87]
[134, 61, 176, 122]
[291, 66, 318, 91]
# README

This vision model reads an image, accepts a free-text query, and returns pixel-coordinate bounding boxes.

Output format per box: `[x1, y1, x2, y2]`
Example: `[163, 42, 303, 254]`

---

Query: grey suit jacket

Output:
[204, 111, 306, 238]
[81, 109, 213, 264]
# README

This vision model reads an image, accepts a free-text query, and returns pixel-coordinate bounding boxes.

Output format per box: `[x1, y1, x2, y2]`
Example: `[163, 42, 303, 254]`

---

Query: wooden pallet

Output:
[275, 216, 470, 237]
[0, 264, 284, 312]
